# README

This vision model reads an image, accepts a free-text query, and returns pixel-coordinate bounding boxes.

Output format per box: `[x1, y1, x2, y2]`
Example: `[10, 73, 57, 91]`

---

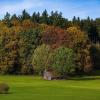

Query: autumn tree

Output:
[42, 26, 69, 48]
[0, 28, 20, 74]
[66, 27, 93, 72]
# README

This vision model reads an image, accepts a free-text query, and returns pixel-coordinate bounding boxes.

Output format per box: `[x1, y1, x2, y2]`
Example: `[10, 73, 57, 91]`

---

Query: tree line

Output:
[0, 9, 100, 77]
[3, 9, 100, 43]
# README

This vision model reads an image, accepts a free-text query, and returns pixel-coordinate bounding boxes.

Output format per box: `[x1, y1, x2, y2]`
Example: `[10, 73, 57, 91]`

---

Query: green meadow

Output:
[0, 76, 100, 100]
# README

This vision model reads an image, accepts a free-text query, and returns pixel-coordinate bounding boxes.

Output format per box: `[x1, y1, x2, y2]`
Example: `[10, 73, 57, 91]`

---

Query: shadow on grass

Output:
[0, 92, 12, 95]
[67, 76, 100, 81]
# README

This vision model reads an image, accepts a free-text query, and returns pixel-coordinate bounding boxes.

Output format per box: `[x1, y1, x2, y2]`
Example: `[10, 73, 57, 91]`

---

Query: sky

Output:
[0, 0, 100, 19]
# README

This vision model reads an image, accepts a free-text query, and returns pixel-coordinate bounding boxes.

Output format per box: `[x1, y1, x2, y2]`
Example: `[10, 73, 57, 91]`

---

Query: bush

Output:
[0, 83, 9, 94]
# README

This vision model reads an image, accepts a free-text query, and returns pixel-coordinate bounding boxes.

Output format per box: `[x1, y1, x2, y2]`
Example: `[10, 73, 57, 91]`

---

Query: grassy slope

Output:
[0, 76, 100, 100]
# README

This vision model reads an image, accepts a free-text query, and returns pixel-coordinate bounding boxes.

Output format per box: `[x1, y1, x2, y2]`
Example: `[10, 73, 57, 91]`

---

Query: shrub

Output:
[0, 83, 9, 94]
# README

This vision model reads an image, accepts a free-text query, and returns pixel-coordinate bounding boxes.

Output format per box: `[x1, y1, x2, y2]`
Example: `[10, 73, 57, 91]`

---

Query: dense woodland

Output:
[0, 9, 100, 77]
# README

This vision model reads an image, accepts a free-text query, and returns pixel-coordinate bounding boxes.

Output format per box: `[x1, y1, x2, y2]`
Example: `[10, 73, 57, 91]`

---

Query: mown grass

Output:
[0, 75, 100, 100]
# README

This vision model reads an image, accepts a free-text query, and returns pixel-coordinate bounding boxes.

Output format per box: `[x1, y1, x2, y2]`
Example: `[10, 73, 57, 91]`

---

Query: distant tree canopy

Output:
[1, 10, 100, 43]
[0, 9, 100, 76]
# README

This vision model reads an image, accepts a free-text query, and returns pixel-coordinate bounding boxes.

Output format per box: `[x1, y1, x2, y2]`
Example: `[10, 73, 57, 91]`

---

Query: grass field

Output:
[0, 76, 100, 100]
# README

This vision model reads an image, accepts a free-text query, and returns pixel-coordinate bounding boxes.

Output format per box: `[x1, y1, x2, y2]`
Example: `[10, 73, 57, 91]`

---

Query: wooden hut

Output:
[43, 69, 53, 80]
